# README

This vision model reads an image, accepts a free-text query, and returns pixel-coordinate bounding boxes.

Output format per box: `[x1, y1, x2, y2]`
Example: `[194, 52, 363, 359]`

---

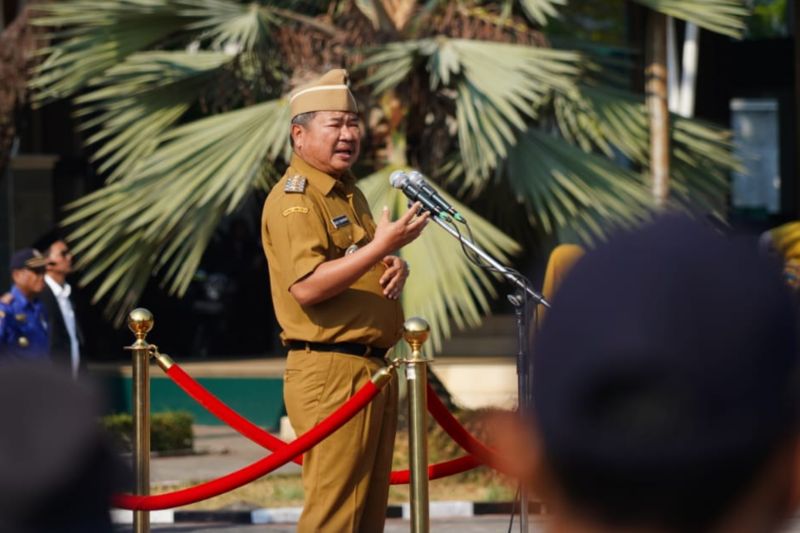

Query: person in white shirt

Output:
[41, 239, 84, 378]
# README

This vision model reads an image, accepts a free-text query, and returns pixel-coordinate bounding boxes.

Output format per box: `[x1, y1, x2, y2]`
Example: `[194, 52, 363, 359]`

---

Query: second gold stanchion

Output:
[127, 308, 154, 533]
[402, 317, 432, 533]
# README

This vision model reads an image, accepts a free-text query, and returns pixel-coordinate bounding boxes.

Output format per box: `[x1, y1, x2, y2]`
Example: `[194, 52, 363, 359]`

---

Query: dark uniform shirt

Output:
[261, 154, 404, 348]
[0, 286, 49, 359]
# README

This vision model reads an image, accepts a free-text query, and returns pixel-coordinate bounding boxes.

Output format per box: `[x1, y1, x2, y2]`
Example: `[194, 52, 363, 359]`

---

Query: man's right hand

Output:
[373, 202, 430, 254]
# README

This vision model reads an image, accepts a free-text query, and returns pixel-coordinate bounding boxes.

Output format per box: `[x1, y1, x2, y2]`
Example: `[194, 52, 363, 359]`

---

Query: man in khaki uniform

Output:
[261, 69, 429, 532]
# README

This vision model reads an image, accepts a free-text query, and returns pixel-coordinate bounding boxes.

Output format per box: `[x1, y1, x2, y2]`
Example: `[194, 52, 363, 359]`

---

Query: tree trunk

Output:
[646, 10, 670, 207]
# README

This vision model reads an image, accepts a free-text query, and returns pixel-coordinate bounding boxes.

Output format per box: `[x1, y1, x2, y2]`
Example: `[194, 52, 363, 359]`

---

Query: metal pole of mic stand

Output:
[428, 216, 550, 309]
[509, 291, 530, 533]
[429, 216, 546, 533]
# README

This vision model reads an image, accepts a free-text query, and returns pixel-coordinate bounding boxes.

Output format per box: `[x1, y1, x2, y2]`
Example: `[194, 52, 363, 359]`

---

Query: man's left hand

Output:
[379, 255, 409, 300]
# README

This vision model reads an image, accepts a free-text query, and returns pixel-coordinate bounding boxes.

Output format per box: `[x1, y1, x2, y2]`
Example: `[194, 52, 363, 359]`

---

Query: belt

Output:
[286, 341, 388, 358]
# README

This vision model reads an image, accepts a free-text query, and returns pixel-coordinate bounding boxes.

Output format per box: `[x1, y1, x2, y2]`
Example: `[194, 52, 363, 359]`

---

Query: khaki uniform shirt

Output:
[261, 154, 404, 348]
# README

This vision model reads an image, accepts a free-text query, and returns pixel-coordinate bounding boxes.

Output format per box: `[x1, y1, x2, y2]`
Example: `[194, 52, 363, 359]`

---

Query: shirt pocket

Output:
[329, 226, 355, 253]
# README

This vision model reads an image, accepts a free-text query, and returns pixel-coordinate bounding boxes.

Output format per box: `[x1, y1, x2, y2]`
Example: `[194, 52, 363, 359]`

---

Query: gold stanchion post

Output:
[402, 317, 431, 533]
[127, 308, 154, 533]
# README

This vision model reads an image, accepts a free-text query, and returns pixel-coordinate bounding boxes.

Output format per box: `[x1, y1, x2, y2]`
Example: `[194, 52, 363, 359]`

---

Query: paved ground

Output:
[115, 515, 542, 532]
[120, 425, 531, 531]
[149, 425, 299, 485]
[125, 427, 800, 532]
[114, 517, 800, 532]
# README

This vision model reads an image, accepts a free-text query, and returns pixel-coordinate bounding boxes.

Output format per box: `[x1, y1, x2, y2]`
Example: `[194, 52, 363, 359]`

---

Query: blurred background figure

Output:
[760, 221, 800, 291]
[0, 249, 49, 361]
[0, 363, 123, 532]
[536, 244, 585, 329]
[497, 216, 800, 533]
[41, 238, 85, 379]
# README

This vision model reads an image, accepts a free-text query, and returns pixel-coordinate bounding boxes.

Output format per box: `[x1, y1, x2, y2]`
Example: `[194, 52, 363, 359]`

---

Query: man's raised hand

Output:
[373, 202, 429, 254]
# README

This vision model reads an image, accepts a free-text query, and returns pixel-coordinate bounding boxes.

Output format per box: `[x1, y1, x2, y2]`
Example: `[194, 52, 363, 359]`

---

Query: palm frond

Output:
[517, 0, 567, 26]
[177, 0, 277, 51]
[30, 0, 186, 103]
[632, 0, 749, 38]
[450, 39, 580, 186]
[357, 167, 520, 353]
[30, 0, 285, 104]
[74, 51, 233, 182]
[504, 128, 656, 240]
[553, 83, 736, 216]
[64, 98, 292, 321]
[178, 0, 337, 49]
[363, 38, 581, 187]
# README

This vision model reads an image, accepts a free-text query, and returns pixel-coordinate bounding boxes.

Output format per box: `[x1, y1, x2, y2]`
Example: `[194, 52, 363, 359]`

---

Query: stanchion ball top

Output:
[128, 307, 154, 337]
[403, 317, 430, 344]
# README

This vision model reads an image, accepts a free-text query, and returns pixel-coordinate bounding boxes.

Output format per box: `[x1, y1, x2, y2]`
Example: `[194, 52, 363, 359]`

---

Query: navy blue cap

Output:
[9, 248, 49, 272]
[533, 216, 799, 479]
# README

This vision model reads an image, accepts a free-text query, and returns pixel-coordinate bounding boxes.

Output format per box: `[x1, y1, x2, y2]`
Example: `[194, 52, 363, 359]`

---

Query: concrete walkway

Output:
[150, 425, 300, 485]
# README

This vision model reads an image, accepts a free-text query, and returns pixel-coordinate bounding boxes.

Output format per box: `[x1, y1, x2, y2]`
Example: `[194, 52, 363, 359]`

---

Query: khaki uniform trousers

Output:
[284, 349, 398, 532]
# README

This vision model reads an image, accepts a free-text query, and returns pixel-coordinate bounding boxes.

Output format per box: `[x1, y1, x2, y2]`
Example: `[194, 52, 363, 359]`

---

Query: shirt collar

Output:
[290, 153, 355, 196]
[45, 275, 71, 298]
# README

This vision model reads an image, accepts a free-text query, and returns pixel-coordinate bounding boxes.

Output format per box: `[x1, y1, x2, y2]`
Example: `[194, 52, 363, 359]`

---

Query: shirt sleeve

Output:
[265, 193, 330, 291]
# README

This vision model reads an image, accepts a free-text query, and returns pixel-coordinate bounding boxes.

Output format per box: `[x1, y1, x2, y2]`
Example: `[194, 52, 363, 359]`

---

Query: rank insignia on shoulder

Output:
[18, 336, 29, 348]
[332, 214, 350, 228]
[284, 175, 307, 194]
[15, 313, 26, 323]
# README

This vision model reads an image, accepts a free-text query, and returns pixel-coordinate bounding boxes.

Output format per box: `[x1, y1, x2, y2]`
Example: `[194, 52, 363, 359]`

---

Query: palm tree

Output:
[28, 0, 747, 350]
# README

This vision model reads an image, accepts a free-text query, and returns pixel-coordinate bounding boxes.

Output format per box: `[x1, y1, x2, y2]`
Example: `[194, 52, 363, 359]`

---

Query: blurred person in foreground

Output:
[495, 216, 800, 533]
[0, 249, 50, 360]
[261, 69, 428, 531]
[41, 238, 85, 378]
[0, 363, 122, 532]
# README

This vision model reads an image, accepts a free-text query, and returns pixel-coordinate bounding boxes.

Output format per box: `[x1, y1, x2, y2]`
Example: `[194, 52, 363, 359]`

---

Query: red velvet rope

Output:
[166, 364, 302, 465]
[425, 384, 510, 474]
[163, 362, 482, 483]
[113, 380, 381, 510]
[389, 454, 481, 484]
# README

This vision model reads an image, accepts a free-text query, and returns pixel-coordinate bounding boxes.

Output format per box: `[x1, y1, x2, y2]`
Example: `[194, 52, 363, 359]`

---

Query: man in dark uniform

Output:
[261, 68, 428, 532]
[0, 248, 50, 360]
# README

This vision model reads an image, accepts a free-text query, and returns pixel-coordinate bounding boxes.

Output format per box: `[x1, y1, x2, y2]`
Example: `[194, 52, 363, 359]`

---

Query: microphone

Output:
[406, 171, 465, 222]
[389, 170, 449, 220]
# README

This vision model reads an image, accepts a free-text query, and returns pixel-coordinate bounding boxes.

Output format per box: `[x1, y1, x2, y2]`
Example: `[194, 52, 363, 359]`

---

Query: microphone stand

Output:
[429, 216, 550, 308]
[429, 215, 549, 533]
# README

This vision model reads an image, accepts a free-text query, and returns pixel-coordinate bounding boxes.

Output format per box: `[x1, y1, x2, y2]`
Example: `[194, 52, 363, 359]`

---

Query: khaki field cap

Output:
[289, 68, 358, 118]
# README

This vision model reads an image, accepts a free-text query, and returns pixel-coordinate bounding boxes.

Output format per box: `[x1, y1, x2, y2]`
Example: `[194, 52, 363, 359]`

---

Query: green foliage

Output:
[102, 411, 194, 453]
[633, 0, 749, 38]
[746, 0, 789, 38]
[151, 411, 194, 452]
[517, 0, 568, 26]
[27, 0, 748, 347]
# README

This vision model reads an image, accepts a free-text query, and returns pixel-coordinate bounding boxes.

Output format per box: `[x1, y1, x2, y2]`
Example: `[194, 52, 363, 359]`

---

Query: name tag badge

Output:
[332, 215, 350, 229]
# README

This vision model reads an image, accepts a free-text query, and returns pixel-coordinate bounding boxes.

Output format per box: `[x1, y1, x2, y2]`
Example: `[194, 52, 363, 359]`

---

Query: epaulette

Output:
[284, 175, 307, 194]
